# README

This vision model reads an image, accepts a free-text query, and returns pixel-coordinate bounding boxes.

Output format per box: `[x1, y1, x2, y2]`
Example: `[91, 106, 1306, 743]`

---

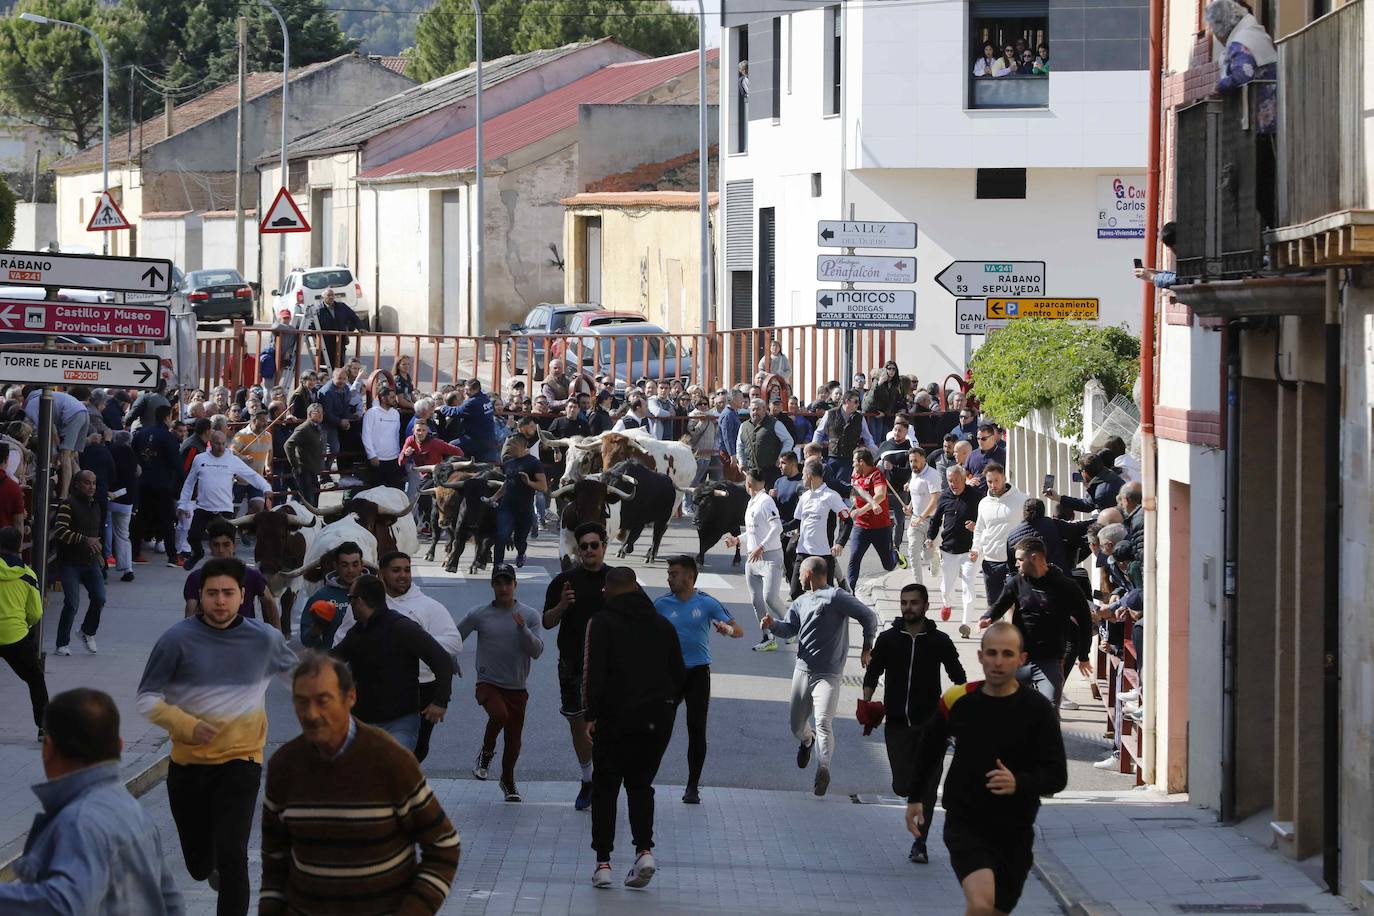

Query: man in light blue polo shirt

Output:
[654, 555, 743, 805]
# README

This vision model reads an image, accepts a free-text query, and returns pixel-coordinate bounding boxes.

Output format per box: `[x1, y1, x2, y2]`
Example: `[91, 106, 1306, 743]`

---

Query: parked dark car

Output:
[184, 268, 254, 322]
[506, 303, 599, 378]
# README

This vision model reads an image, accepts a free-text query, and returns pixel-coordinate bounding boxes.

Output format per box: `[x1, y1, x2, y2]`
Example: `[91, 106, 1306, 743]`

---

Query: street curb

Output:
[1033, 833, 1122, 916]
[0, 753, 169, 882]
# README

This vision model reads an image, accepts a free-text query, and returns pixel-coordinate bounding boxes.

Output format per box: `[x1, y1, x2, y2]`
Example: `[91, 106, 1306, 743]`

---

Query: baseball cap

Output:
[491, 563, 517, 581]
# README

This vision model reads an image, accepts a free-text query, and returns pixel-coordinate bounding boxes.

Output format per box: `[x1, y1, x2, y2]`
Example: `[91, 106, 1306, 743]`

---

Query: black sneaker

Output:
[796, 738, 813, 769]
[909, 839, 928, 864]
[575, 780, 593, 811]
[472, 750, 493, 780]
[682, 785, 701, 804]
[500, 780, 522, 802]
[120, 571, 135, 582]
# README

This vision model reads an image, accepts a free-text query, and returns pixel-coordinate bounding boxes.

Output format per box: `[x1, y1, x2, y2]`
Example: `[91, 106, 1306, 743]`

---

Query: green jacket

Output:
[0, 555, 42, 646]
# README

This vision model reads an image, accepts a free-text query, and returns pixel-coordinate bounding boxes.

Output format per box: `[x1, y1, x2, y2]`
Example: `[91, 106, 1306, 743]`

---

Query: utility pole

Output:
[695, 0, 710, 338]
[234, 16, 247, 278]
[260, 0, 290, 296]
[471, 0, 485, 333]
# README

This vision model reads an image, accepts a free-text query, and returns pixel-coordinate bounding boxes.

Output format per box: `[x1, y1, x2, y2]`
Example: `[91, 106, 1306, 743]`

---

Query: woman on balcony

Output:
[1205, 0, 1278, 227]
[972, 43, 998, 77]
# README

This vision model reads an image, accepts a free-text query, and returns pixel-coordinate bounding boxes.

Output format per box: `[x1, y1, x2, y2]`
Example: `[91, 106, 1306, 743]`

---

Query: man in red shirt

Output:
[0, 443, 26, 533]
[842, 446, 897, 589]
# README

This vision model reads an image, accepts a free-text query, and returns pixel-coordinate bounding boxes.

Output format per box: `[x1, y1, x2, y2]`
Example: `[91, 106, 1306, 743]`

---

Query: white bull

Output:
[282, 513, 379, 580]
[350, 485, 420, 556]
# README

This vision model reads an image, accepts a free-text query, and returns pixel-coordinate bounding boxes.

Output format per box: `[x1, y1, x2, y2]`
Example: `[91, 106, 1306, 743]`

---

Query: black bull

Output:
[600, 459, 678, 563]
[690, 480, 748, 566]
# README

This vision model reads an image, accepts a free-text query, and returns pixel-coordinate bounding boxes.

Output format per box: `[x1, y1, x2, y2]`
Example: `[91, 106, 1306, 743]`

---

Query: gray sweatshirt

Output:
[767, 586, 880, 676]
[457, 600, 544, 689]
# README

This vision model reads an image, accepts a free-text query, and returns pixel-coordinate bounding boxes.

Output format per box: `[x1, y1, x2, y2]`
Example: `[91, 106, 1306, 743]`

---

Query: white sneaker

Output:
[81, 634, 97, 654]
[1118, 688, 1141, 703]
[1093, 754, 1120, 770]
[54, 645, 71, 656]
[1060, 698, 1080, 711]
[1123, 700, 1142, 715]
[1124, 706, 1144, 722]
[592, 864, 612, 888]
[751, 634, 777, 652]
[624, 852, 656, 888]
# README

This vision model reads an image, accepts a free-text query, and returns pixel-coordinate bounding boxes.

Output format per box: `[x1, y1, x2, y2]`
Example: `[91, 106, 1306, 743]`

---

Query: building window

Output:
[823, 5, 841, 116]
[976, 168, 1027, 199]
[770, 18, 782, 121]
[969, 0, 1049, 110]
[811, 172, 822, 197]
[732, 26, 749, 153]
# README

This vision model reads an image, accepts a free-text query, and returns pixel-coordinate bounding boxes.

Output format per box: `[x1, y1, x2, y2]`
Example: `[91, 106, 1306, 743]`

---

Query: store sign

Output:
[1097, 175, 1147, 239]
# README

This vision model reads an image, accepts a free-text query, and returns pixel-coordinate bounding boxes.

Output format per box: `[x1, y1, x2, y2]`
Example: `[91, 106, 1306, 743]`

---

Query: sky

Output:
[670, 0, 722, 46]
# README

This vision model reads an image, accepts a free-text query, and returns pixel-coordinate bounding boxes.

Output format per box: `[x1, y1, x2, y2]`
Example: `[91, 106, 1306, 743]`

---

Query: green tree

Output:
[412, 0, 697, 83]
[0, 176, 15, 249]
[969, 319, 1140, 440]
[0, 0, 142, 148]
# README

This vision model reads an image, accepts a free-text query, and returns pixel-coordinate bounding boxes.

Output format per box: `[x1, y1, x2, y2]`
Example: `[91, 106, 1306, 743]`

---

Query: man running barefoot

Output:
[906, 621, 1067, 915]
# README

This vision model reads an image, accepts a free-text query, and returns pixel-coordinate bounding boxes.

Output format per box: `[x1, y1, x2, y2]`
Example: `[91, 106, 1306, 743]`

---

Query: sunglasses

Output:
[977, 434, 993, 441]
[578, 540, 603, 550]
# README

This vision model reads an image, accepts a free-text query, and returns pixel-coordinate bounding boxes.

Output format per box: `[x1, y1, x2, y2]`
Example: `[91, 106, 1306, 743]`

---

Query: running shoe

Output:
[105, 556, 116, 567]
[515, 551, 527, 568]
[500, 780, 522, 803]
[472, 750, 493, 781]
[682, 786, 701, 805]
[940, 607, 951, 621]
[813, 765, 831, 796]
[909, 839, 928, 864]
[785, 635, 798, 645]
[1093, 753, 1120, 770]
[120, 571, 135, 582]
[82, 633, 97, 654]
[1118, 688, 1141, 703]
[625, 852, 656, 888]
[796, 738, 813, 769]
[575, 780, 593, 811]
[592, 863, 613, 888]
[958, 624, 971, 639]
[896, 551, 909, 569]
[751, 634, 777, 652]
[54, 645, 70, 657]
[1060, 698, 1080, 711]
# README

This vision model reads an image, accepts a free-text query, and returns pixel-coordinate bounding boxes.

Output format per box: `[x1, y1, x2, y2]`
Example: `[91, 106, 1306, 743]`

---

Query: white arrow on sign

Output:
[0, 250, 174, 294]
[817, 220, 917, 249]
[935, 261, 1045, 298]
[0, 349, 160, 389]
[816, 255, 916, 284]
[955, 299, 987, 336]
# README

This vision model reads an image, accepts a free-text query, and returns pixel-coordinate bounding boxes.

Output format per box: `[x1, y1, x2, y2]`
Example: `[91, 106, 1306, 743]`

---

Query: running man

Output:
[906, 621, 1068, 915]
[789, 458, 851, 599]
[489, 426, 546, 567]
[653, 555, 744, 804]
[543, 521, 609, 810]
[844, 446, 899, 587]
[724, 468, 787, 652]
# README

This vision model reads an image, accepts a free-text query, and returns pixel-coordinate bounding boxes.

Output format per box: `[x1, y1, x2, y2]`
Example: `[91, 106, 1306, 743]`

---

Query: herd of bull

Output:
[227, 429, 756, 630]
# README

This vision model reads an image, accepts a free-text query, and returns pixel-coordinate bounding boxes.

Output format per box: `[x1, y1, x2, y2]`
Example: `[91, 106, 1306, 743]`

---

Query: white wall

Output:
[12, 202, 56, 251]
[141, 214, 203, 272]
[201, 215, 261, 282]
[55, 166, 143, 257]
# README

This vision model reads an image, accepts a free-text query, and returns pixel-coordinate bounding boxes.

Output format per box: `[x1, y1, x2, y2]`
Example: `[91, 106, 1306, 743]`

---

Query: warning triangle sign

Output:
[259, 187, 311, 234]
[86, 191, 131, 231]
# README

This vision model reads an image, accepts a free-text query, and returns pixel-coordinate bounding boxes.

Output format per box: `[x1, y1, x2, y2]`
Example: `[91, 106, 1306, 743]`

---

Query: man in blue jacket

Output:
[132, 404, 182, 567]
[0, 687, 183, 914]
[454, 378, 499, 462]
[318, 367, 357, 460]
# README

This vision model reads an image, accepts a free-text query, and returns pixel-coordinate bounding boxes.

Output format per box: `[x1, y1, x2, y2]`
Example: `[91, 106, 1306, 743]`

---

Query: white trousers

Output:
[789, 668, 842, 768]
[109, 503, 132, 572]
[747, 549, 788, 627]
[939, 549, 977, 623]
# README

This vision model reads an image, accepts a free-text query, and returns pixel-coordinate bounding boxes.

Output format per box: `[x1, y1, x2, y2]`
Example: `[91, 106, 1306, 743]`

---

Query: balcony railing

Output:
[1275, 0, 1365, 229]
[970, 73, 1049, 109]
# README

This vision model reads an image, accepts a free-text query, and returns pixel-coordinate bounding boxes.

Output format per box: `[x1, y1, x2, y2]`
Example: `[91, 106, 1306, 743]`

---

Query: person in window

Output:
[1205, 0, 1277, 226]
[1033, 44, 1050, 74]
[993, 45, 1018, 77]
[973, 43, 998, 77]
[1017, 49, 1036, 74]
[737, 60, 749, 102]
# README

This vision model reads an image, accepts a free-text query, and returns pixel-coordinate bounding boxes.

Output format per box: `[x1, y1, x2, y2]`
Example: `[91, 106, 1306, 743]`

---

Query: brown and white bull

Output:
[547, 474, 632, 568]
[229, 499, 320, 635]
[552, 430, 697, 517]
[294, 485, 420, 560]
[280, 513, 380, 581]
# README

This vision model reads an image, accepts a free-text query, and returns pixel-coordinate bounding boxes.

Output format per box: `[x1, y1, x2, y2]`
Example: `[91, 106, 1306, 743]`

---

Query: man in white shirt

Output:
[645, 379, 676, 441]
[905, 447, 943, 586]
[332, 550, 463, 763]
[178, 430, 271, 570]
[725, 467, 787, 653]
[612, 398, 649, 433]
[362, 386, 405, 489]
[968, 462, 1027, 638]
[790, 458, 852, 600]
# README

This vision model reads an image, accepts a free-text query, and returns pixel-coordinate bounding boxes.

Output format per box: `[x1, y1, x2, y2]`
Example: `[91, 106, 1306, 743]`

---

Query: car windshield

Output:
[303, 269, 353, 290]
[549, 310, 582, 332]
[188, 270, 243, 287]
[595, 334, 678, 364]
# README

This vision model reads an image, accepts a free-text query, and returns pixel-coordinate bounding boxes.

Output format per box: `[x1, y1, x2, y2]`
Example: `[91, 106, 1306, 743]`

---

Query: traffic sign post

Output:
[0, 349, 159, 389]
[816, 254, 916, 284]
[0, 299, 170, 341]
[935, 261, 1046, 298]
[955, 299, 987, 335]
[816, 289, 916, 330]
[816, 220, 917, 249]
[0, 250, 173, 294]
[985, 297, 1099, 320]
[260, 187, 310, 234]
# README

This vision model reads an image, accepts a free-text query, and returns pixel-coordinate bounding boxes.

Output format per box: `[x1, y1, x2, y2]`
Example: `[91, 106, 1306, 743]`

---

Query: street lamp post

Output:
[258, 0, 290, 294]
[695, 2, 710, 341]
[22, 13, 108, 255]
[471, 0, 484, 332]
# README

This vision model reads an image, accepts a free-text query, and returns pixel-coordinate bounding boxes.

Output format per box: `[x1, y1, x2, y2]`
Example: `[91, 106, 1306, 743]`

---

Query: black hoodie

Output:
[863, 617, 966, 728]
[583, 588, 686, 726]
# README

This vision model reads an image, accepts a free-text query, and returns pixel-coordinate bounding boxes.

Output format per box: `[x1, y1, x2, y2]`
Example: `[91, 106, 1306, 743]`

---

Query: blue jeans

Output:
[322, 425, 341, 455]
[375, 713, 421, 752]
[888, 503, 905, 563]
[494, 500, 534, 565]
[56, 561, 106, 648]
[846, 525, 895, 590]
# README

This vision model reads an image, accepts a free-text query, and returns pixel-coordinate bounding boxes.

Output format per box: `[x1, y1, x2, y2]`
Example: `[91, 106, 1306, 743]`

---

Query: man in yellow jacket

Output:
[0, 525, 48, 740]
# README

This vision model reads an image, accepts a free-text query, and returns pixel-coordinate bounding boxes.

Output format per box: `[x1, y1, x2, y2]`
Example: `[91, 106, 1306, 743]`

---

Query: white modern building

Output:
[718, 0, 1150, 380]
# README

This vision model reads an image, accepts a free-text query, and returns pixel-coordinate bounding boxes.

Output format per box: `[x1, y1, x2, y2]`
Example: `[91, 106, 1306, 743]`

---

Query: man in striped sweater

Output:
[262, 651, 459, 915]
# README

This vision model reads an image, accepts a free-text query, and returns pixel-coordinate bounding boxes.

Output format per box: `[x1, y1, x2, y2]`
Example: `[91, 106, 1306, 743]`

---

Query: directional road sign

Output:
[0, 349, 159, 388]
[260, 187, 310, 234]
[986, 297, 1100, 320]
[955, 299, 987, 335]
[0, 299, 170, 341]
[816, 220, 917, 249]
[86, 191, 132, 232]
[935, 261, 1046, 298]
[0, 250, 174, 294]
[816, 255, 916, 285]
[815, 289, 916, 330]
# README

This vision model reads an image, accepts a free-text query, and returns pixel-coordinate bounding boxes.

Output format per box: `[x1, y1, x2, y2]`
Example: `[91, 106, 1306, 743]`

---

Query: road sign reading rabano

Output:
[0, 300, 170, 340]
[986, 298, 1100, 320]
[816, 255, 916, 284]
[815, 289, 916, 330]
[0, 349, 159, 389]
[816, 220, 917, 249]
[935, 261, 1046, 297]
[0, 250, 174, 294]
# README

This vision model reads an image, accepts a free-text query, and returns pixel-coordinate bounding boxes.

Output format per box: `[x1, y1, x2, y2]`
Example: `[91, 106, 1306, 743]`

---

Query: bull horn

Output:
[487, 480, 504, 489]
[608, 486, 632, 500]
[585, 473, 603, 481]
[405, 492, 421, 515]
[621, 474, 638, 485]
[438, 480, 464, 490]
[452, 459, 475, 468]
[286, 514, 308, 528]
[551, 484, 573, 498]
[543, 438, 574, 449]
[230, 514, 256, 527]
[279, 561, 316, 579]
[420, 487, 437, 496]
[294, 497, 327, 517]
[713, 488, 728, 497]
[573, 440, 597, 450]
[675, 483, 695, 494]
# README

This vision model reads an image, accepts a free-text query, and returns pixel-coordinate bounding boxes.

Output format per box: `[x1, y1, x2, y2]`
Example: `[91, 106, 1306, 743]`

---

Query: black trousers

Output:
[982, 559, 1010, 611]
[369, 459, 407, 490]
[884, 722, 943, 843]
[677, 665, 710, 789]
[167, 759, 261, 916]
[591, 703, 676, 860]
[0, 628, 48, 729]
[133, 487, 177, 558]
[186, 509, 233, 567]
[414, 681, 438, 763]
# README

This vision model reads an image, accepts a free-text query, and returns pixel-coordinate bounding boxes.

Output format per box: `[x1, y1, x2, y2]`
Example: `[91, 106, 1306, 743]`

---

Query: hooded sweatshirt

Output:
[583, 589, 685, 725]
[333, 584, 464, 683]
[300, 574, 354, 649]
[766, 586, 880, 677]
[862, 617, 965, 728]
[0, 554, 41, 646]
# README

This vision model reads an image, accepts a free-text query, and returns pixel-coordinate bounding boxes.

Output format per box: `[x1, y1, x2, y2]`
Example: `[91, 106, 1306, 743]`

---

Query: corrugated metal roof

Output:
[357, 48, 717, 181]
[286, 40, 615, 158]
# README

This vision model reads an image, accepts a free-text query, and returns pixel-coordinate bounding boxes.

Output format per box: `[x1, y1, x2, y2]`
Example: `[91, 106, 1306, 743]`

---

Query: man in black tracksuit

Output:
[584, 567, 686, 889]
[863, 582, 965, 864]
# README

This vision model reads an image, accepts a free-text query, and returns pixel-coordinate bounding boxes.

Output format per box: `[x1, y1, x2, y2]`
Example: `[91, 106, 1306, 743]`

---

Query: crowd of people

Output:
[972, 37, 1050, 77]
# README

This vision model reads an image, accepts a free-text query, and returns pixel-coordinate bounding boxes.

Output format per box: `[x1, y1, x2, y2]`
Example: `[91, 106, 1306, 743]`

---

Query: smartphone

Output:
[1043, 474, 1054, 492]
[1071, 471, 1083, 483]
[1133, 258, 1143, 269]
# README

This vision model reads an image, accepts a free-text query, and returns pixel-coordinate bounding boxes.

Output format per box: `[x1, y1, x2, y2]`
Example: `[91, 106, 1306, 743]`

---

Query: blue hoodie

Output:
[454, 391, 497, 458]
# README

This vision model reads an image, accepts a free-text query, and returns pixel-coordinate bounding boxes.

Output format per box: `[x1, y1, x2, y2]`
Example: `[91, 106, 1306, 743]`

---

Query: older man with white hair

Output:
[926, 464, 982, 629]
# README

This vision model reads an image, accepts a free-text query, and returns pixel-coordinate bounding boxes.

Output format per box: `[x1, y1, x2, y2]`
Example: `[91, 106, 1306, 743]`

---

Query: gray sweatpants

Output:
[747, 549, 788, 628]
[789, 668, 842, 768]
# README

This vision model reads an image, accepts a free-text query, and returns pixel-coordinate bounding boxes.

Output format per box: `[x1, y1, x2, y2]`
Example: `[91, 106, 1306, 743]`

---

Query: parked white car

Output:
[271, 266, 371, 330]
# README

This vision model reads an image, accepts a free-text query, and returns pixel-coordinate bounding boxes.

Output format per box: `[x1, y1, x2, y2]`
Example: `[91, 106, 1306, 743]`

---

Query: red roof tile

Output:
[369, 55, 410, 76]
[358, 48, 717, 180]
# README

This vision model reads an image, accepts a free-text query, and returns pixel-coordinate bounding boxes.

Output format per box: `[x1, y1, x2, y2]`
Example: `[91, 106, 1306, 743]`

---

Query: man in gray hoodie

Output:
[762, 555, 879, 796]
